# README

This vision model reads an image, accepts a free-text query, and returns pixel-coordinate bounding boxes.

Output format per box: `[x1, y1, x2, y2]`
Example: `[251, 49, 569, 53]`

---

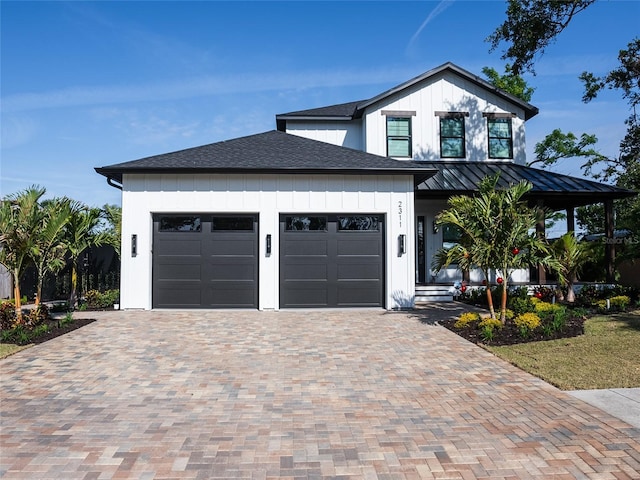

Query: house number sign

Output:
[398, 200, 403, 228]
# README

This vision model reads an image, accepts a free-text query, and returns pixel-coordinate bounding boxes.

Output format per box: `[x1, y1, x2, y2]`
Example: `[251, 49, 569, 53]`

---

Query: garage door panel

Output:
[283, 263, 328, 280]
[155, 284, 202, 307]
[208, 239, 256, 256]
[337, 263, 381, 280]
[281, 282, 329, 307]
[155, 264, 201, 280]
[280, 214, 384, 308]
[336, 282, 382, 306]
[337, 238, 380, 256]
[207, 264, 255, 281]
[153, 214, 257, 309]
[156, 239, 201, 256]
[283, 239, 328, 256]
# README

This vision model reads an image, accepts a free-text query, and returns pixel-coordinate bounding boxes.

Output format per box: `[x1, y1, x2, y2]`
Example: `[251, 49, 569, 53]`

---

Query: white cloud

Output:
[1, 67, 418, 114]
[406, 0, 456, 53]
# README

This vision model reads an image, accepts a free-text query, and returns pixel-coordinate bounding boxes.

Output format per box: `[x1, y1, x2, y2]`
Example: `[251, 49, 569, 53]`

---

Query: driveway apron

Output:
[1, 308, 639, 479]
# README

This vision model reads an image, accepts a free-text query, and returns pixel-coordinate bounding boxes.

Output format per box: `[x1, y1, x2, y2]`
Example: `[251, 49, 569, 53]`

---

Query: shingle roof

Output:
[415, 161, 636, 208]
[276, 62, 539, 126]
[95, 130, 437, 185]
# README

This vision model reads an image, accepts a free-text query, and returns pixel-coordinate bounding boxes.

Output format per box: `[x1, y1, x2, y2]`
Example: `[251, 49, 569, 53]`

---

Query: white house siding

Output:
[284, 121, 363, 150]
[120, 173, 415, 310]
[363, 71, 527, 164]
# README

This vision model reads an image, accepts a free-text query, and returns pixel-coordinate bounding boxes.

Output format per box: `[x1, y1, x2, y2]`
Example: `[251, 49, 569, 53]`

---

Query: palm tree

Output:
[30, 197, 73, 306]
[433, 174, 556, 323]
[65, 202, 105, 308]
[101, 204, 122, 259]
[0, 186, 46, 321]
[552, 232, 589, 303]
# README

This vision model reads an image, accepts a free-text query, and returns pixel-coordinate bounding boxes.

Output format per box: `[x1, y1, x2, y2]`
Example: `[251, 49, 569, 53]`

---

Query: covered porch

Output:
[413, 161, 636, 297]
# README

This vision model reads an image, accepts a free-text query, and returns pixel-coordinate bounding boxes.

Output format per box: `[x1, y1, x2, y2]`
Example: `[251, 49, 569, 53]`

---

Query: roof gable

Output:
[276, 62, 539, 124]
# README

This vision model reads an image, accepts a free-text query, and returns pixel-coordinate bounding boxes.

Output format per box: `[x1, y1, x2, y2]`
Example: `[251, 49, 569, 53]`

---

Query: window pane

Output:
[212, 216, 254, 231]
[159, 216, 201, 232]
[441, 138, 464, 158]
[285, 216, 327, 231]
[338, 216, 379, 231]
[489, 139, 512, 158]
[387, 117, 410, 136]
[388, 138, 410, 157]
[488, 118, 511, 138]
[442, 223, 462, 249]
[441, 118, 463, 137]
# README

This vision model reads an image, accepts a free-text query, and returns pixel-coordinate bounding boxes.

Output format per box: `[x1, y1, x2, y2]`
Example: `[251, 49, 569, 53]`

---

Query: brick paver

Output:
[1, 306, 638, 479]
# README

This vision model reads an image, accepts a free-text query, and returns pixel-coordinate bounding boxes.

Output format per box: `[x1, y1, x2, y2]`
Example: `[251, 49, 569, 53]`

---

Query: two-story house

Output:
[96, 63, 632, 311]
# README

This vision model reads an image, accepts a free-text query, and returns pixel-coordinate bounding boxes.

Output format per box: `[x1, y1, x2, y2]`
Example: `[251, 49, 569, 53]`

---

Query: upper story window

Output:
[485, 113, 514, 159]
[383, 111, 415, 158]
[436, 112, 468, 158]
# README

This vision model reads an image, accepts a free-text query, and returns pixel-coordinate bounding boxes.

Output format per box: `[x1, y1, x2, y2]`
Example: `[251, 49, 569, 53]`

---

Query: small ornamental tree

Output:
[433, 173, 557, 323]
[552, 232, 589, 303]
[0, 186, 46, 322]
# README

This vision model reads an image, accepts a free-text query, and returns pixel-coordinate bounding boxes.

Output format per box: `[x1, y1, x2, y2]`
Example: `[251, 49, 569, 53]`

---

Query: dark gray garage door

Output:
[153, 214, 258, 308]
[280, 214, 384, 308]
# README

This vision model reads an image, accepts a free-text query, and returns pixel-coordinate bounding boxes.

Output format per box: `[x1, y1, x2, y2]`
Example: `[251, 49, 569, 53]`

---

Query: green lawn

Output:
[487, 310, 640, 390]
[0, 343, 31, 359]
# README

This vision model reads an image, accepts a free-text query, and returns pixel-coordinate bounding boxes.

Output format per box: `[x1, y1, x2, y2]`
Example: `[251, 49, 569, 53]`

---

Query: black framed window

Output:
[212, 216, 254, 231]
[159, 216, 201, 232]
[487, 116, 513, 159]
[442, 223, 462, 249]
[337, 216, 379, 231]
[440, 116, 466, 158]
[386, 117, 412, 158]
[285, 216, 328, 231]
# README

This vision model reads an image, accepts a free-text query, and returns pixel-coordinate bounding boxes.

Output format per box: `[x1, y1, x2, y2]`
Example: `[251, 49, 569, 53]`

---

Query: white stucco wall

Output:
[119, 173, 415, 311]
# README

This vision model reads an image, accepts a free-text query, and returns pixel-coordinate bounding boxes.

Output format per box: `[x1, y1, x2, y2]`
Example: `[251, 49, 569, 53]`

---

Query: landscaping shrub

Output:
[514, 312, 541, 338]
[479, 317, 502, 342]
[83, 289, 119, 309]
[509, 296, 535, 316]
[595, 295, 632, 313]
[0, 302, 16, 330]
[25, 304, 49, 327]
[454, 311, 481, 329]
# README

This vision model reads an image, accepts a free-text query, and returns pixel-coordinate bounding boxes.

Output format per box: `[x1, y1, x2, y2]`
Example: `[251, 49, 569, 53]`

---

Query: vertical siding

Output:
[120, 173, 415, 311]
[285, 121, 363, 150]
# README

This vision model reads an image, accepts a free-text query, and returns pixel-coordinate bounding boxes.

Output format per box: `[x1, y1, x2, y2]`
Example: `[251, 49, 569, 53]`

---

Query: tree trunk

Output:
[12, 268, 23, 324]
[485, 276, 496, 319]
[566, 282, 576, 303]
[69, 261, 78, 309]
[500, 282, 508, 324]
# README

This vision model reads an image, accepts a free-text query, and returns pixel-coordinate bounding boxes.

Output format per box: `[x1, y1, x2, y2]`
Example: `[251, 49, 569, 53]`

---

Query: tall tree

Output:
[30, 197, 73, 306]
[65, 203, 105, 308]
[552, 232, 590, 302]
[487, 0, 596, 76]
[481, 65, 535, 102]
[0, 186, 46, 321]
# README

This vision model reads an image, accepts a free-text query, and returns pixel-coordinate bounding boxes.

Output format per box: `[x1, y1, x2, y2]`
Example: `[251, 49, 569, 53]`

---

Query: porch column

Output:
[536, 200, 546, 284]
[566, 207, 575, 234]
[604, 200, 615, 283]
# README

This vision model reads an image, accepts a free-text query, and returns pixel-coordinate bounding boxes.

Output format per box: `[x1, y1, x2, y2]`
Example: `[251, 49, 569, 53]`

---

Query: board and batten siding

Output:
[363, 70, 527, 164]
[119, 173, 415, 310]
[284, 121, 363, 150]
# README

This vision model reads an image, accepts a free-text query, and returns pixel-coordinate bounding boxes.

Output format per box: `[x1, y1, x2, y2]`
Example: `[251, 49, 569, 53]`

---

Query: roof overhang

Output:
[415, 161, 636, 209]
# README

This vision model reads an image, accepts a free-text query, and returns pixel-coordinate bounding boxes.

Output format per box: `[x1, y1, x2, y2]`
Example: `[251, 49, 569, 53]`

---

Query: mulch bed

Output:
[1, 318, 96, 346]
[439, 316, 586, 346]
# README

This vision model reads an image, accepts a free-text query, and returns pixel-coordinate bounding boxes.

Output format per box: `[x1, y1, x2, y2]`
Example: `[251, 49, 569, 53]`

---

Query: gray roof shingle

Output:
[95, 130, 436, 184]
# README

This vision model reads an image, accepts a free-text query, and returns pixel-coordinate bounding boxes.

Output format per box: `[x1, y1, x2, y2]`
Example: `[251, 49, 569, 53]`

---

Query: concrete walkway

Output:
[1, 306, 639, 479]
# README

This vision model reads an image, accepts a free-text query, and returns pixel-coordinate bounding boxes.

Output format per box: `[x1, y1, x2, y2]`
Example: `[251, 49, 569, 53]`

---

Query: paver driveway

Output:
[1, 306, 639, 479]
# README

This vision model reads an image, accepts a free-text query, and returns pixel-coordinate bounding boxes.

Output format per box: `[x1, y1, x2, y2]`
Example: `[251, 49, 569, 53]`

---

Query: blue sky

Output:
[2, 0, 638, 213]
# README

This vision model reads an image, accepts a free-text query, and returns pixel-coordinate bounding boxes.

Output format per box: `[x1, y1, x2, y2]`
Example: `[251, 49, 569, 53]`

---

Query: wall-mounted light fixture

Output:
[131, 234, 137, 257]
[266, 234, 272, 256]
[432, 220, 439, 234]
[398, 234, 406, 256]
